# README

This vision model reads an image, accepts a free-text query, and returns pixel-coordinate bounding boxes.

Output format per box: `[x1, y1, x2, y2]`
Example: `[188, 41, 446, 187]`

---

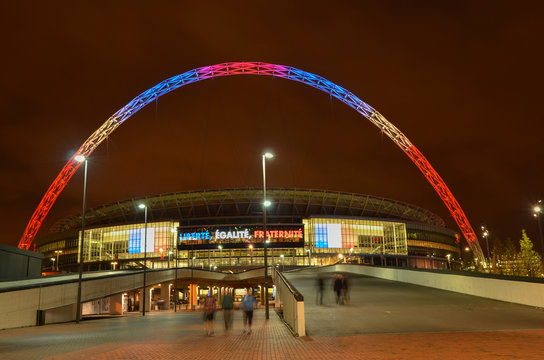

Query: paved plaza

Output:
[2, 270, 544, 359]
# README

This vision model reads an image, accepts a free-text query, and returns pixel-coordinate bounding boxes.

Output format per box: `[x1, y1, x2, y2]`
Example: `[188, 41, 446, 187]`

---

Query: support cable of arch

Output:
[18, 62, 484, 261]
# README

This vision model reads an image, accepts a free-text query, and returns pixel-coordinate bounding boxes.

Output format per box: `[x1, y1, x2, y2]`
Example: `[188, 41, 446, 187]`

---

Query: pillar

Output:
[189, 284, 198, 310]
[160, 283, 171, 311]
[138, 288, 152, 313]
[109, 293, 123, 315]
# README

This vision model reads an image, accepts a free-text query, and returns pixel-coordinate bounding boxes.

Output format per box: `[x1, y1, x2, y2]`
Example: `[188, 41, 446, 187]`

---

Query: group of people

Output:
[316, 273, 350, 305]
[203, 288, 258, 336]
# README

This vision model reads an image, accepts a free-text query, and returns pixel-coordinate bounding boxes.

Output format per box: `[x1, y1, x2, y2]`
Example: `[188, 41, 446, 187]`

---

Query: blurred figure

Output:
[222, 289, 234, 332]
[203, 293, 217, 336]
[241, 288, 257, 334]
[316, 274, 324, 305]
[342, 274, 350, 304]
[333, 274, 344, 305]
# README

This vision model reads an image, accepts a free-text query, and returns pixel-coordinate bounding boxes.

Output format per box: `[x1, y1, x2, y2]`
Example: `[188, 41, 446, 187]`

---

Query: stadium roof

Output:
[50, 188, 446, 233]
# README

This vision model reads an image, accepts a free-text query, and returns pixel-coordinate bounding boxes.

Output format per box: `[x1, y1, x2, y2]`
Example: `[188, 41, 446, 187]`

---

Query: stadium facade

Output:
[36, 188, 460, 272]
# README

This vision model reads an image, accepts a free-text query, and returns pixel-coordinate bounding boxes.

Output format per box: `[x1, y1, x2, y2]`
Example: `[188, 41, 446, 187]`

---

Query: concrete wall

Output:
[0, 243, 43, 281]
[0, 267, 267, 330]
[274, 269, 305, 336]
[332, 264, 544, 308]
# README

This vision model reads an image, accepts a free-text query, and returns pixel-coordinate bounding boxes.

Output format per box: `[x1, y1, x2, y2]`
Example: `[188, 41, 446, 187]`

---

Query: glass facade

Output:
[305, 217, 408, 255]
[80, 221, 178, 262]
[39, 217, 455, 271]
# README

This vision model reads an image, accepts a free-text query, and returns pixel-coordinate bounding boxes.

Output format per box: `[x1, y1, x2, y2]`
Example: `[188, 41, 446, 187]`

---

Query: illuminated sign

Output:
[254, 229, 303, 240]
[177, 225, 304, 249]
[179, 230, 212, 241]
[215, 229, 251, 240]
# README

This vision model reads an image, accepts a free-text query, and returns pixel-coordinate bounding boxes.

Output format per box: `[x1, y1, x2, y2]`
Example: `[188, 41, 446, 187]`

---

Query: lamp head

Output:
[138, 204, 146, 209]
[264, 200, 272, 207]
[264, 152, 274, 159]
[75, 155, 86, 163]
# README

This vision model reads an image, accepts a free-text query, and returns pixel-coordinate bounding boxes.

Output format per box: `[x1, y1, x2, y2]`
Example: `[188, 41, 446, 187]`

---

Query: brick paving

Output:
[1, 310, 544, 359]
[3, 269, 544, 359]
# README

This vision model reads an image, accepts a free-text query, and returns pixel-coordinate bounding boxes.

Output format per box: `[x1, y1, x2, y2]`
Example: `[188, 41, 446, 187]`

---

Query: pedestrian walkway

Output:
[1, 309, 544, 359]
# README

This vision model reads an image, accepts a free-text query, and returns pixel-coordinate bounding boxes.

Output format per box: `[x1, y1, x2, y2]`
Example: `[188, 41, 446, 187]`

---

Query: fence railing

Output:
[273, 267, 305, 336]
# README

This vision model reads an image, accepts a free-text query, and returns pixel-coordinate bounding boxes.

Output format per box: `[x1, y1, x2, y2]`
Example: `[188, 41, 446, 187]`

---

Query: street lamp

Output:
[168, 251, 173, 268]
[534, 201, 543, 255]
[191, 256, 195, 311]
[481, 226, 490, 263]
[262, 151, 273, 320]
[111, 261, 118, 270]
[218, 245, 222, 268]
[74, 154, 88, 324]
[280, 254, 284, 272]
[172, 226, 178, 312]
[139, 203, 148, 316]
[54, 250, 62, 271]
[249, 244, 253, 264]
[50, 257, 55, 271]
[306, 249, 311, 266]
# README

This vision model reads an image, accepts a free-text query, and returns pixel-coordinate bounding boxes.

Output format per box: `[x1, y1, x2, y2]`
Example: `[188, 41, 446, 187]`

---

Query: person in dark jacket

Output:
[222, 290, 234, 332]
[333, 274, 344, 305]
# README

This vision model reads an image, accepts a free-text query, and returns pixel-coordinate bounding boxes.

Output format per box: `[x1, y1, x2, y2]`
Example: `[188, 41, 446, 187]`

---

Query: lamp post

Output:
[138, 204, 148, 316]
[191, 256, 195, 311]
[534, 201, 543, 254]
[249, 244, 253, 264]
[54, 250, 62, 271]
[74, 154, 88, 324]
[173, 227, 178, 312]
[481, 226, 490, 264]
[50, 257, 55, 271]
[306, 249, 311, 266]
[280, 254, 284, 272]
[168, 251, 173, 268]
[262, 152, 273, 320]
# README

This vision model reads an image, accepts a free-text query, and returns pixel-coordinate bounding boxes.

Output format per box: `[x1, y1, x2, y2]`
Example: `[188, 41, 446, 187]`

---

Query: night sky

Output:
[1, 1, 543, 252]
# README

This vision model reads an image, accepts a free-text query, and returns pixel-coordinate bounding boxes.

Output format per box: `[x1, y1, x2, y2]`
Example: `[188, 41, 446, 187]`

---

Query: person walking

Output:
[203, 293, 217, 336]
[222, 289, 234, 332]
[241, 288, 257, 334]
[316, 275, 324, 305]
[342, 274, 350, 304]
[333, 274, 344, 305]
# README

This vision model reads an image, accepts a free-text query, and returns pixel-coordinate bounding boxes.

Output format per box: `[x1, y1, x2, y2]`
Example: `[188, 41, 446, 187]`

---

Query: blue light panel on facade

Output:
[315, 223, 328, 248]
[128, 229, 141, 254]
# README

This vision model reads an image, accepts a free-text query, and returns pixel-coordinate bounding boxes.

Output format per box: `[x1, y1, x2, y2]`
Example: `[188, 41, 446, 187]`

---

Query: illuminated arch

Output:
[18, 62, 484, 260]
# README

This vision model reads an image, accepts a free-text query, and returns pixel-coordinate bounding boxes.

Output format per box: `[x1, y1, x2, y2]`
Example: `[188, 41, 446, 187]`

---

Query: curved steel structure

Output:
[18, 62, 484, 260]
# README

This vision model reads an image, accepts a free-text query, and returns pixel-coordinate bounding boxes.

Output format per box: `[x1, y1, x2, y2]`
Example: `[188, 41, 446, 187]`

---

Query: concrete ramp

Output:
[0, 267, 266, 329]
[285, 267, 544, 337]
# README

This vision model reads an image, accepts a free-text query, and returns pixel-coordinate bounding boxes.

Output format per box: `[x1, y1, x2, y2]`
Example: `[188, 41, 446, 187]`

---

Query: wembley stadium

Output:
[36, 188, 461, 272]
